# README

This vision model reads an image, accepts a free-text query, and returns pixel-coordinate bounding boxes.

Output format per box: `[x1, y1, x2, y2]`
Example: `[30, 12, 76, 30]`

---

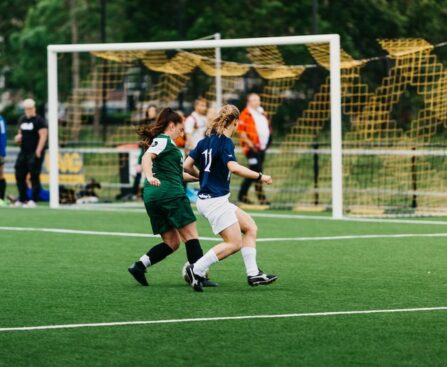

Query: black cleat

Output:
[247, 270, 278, 287]
[202, 277, 219, 287]
[185, 264, 204, 292]
[128, 261, 149, 286]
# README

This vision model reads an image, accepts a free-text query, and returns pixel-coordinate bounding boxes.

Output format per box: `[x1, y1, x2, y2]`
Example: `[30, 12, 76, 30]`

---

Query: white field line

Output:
[1, 306, 446, 333]
[0, 226, 218, 241]
[2, 226, 447, 243]
[6, 206, 447, 226]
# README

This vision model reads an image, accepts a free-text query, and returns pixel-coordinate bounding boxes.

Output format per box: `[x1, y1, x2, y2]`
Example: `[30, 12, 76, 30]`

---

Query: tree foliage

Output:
[2, 0, 447, 104]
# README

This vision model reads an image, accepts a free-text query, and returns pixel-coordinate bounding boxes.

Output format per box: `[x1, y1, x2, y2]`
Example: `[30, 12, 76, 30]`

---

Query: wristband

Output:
[257, 172, 263, 181]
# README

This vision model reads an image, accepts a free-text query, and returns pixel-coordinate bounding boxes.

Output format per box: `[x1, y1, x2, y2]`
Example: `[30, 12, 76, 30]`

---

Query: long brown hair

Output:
[206, 104, 240, 136]
[138, 107, 182, 148]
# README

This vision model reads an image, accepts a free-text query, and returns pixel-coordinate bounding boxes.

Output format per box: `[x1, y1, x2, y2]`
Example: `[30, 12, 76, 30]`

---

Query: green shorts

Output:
[144, 195, 196, 235]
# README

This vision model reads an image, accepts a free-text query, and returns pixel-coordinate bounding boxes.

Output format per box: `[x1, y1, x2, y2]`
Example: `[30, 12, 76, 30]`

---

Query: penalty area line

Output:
[1, 306, 446, 332]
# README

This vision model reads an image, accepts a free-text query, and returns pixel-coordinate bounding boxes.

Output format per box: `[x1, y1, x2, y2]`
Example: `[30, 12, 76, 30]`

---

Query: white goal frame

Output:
[47, 35, 343, 218]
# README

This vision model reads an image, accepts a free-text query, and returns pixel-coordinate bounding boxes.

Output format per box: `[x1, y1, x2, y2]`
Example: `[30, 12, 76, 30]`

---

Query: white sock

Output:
[139, 254, 151, 268]
[241, 247, 259, 277]
[194, 249, 219, 277]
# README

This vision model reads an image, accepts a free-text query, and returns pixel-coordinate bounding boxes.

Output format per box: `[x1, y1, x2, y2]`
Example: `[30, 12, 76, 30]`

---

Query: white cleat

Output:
[23, 200, 37, 208]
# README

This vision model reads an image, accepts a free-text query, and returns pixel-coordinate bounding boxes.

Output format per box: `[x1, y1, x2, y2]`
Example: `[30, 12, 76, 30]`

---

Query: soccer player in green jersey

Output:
[128, 108, 217, 287]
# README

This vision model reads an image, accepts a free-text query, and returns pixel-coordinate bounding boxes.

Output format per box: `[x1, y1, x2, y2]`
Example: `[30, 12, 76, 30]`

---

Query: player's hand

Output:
[147, 176, 161, 187]
[135, 164, 142, 173]
[261, 174, 272, 185]
[35, 151, 41, 159]
[14, 134, 22, 145]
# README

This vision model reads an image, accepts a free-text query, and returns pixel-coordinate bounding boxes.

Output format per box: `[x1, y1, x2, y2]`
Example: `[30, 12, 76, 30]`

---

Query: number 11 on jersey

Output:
[202, 149, 213, 172]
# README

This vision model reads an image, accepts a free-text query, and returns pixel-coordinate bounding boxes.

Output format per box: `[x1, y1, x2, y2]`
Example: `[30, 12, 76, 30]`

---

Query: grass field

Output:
[0, 206, 446, 366]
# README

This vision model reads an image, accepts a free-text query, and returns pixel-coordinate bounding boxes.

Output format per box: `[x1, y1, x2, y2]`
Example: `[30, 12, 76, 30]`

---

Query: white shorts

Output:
[196, 194, 238, 235]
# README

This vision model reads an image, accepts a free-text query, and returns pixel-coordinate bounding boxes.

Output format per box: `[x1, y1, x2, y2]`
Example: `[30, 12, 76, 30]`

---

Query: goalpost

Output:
[47, 35, 343, 217]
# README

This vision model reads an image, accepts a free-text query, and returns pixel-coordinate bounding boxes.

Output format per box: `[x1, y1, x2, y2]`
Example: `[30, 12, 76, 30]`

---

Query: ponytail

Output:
[206, 104, 240, 136]
[138, 107, 182, 149]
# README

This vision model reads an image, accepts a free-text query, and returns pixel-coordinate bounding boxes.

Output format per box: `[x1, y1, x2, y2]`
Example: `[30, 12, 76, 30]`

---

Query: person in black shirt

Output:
[14, 99, 48, 207]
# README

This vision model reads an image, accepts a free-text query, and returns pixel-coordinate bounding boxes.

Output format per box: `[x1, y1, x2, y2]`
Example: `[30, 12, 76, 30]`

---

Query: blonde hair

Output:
[23, 99, 36, 108]
[206, 104, 240, 136]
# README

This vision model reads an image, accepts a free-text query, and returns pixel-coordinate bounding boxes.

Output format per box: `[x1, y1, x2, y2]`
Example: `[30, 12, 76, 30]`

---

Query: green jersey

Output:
[143, 134, 185, 202]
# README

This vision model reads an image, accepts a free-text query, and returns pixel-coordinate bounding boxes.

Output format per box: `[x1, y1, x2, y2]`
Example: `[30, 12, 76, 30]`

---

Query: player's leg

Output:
[254, 150, 269, 205]
[139, 228, 180, 268]
[186, 222, 242, 292]
[173, 196, 218, 287]
[236, 207, 278, 286]
[238, 149, 259, 204]
[128, 199, 181, 286]
[128, 228, 180, 286]
[177, 221, 203, 264]
[0, 157, 6, 204]
[14, 152, 28, 204]
[167, 195, 205, 265]
[29, 152, 44, 203]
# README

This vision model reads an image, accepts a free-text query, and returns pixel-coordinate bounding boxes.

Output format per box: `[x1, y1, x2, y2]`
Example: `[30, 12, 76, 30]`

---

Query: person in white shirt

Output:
[184, 98, 208, 154]
[237, 93, 272, 205]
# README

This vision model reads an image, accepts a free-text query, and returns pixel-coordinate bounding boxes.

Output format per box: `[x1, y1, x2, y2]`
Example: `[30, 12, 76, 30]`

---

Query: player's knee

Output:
[166, 241, 180, 251]
[230, 238, 242, 253]
[248, 222, 258, 236]
[243, 222, 257, 237]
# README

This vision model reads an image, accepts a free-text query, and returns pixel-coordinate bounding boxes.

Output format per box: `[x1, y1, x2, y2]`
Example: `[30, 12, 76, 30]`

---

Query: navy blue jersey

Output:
[189, 134, 237, 199]
[0, 115, 6, 157]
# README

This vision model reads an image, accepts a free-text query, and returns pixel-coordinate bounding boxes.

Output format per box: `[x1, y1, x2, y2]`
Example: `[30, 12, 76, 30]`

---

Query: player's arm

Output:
[141, 151, 160, 187]
[14, 117, 22, 145]
[35, 127, 48, 158]
[183, 156, 200, 178]
[227, 161, 272, 184]
[183, 171, 199, 182]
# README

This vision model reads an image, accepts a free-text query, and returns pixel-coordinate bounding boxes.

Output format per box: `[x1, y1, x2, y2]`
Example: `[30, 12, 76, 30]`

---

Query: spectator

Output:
[184, 98, 207, 154]
[0, 114, 6, 207]
[237, 93, 272, 205]
[144, 105, 157, 125]
[174, 110, 187, 149]
[14, 99, 48, 208]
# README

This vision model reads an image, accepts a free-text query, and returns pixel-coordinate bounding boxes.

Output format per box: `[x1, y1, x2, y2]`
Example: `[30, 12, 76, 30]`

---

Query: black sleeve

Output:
[36, 116, 47, 130]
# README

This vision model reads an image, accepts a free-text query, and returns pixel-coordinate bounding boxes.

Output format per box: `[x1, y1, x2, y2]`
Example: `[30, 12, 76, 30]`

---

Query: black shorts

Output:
[144, 196, 196, 235]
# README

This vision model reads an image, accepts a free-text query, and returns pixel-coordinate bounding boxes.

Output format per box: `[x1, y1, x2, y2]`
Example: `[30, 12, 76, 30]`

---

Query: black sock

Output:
[145, 242, 174, 267]
[0, 179, 5, 200]
[185, 239, 204, 264]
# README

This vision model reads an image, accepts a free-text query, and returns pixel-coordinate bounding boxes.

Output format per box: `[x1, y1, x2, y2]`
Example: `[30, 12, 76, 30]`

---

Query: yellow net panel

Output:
[57, 40, 447, 214]
[248, 46, 303, 119]
[62, 60, 132, 145]
[265, 39, 447, 214]
[344, 39, 447, 214]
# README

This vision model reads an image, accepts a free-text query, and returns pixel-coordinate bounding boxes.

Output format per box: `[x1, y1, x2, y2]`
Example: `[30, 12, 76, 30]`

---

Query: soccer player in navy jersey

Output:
[183, 104, 278, 292]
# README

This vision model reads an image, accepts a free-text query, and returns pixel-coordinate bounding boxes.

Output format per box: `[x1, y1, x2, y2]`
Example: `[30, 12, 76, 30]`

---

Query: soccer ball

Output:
[181, 262, 208, 284]
[181, 262, 191, 284]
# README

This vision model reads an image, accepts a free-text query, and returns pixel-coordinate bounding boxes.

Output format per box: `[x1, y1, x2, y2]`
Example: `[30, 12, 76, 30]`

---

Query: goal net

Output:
[47, 36, 447, 217]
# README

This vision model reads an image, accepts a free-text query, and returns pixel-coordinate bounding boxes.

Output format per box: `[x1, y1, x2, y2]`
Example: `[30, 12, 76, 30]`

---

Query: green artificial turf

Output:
[0, 207, 446, 367]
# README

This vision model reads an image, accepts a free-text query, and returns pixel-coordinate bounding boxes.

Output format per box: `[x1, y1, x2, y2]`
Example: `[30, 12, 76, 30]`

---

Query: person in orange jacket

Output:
[237, 93, 272, 205]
